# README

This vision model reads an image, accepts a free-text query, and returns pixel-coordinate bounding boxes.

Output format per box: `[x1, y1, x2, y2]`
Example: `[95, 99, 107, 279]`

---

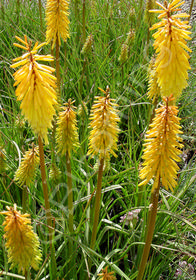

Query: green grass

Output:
[0, 0, 196, 279]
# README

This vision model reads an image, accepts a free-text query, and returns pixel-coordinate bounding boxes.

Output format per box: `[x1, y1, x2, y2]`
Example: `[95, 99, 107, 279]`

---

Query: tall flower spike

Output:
[150, 0, 192, 99]
[139, 95, 183, 192]
[1, 204, 42, 274]
[56, 99, 79, 156]
[46, 0, 70, 49]
[14, 145, 39, 186]
[88, 86, 120, 160]
[11, 35, 57, 144]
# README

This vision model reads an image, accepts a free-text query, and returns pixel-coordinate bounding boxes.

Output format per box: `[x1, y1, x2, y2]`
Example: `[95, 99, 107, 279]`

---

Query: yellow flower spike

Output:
[46, 0, 70, 49]
[139, 95, 183, 192]
[98, 266, 116, 280]
[88, 86, 120, 160]
[11, 36, 57, 144]
[56, 99, 79, 156]
[1, 204, 42, 274]
[14, 146, 39, 186]
[150, 0, 192, 99]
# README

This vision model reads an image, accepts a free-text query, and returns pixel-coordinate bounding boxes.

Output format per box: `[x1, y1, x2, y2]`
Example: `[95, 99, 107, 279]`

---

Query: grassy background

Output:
[0, 0, 196, 279]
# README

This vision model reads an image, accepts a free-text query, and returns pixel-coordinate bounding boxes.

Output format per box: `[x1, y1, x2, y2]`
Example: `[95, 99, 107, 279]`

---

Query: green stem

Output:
[90, 157, 104, 251]
[189, 0, 195, 22]
[38, 136, 57, 278]
[22, 185, 28, 213]
[1, 0, 4, 23]
[16, 0, 20, 24]
[66, 151, 74, 276]
[38, 0, 43, 34]
[66, 152, 74, 235]
[82, 0, 86, 43]
[136, 179, 160, 280]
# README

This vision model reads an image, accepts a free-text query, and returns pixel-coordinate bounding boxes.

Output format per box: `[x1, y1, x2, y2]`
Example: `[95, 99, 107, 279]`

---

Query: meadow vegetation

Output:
[0, 0, 196, 279]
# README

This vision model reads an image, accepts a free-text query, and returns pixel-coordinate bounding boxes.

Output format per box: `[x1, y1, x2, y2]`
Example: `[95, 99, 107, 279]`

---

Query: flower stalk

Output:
[38, 136, 57, 277]
[136, 179, 160, 280]
[137, 95, 183, 279]
[90, 157, 104, 251]
[88, 87, 120, 268]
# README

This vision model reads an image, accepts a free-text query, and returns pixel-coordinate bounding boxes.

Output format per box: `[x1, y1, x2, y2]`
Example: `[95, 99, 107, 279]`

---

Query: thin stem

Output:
[16, 0, 20, 24]
[22, 185, 28, 213]
[38, 136, 57, 278]
[1, 0, 5, 23]
[90, 157, 104, 251]
[82, 0, 86, 43]
[65, 151, 74, 277]
[38, 0, 43, 34]
[189, 0, 194, 22]
[66, 152, 74, 235]
[136, 179, 160, 280]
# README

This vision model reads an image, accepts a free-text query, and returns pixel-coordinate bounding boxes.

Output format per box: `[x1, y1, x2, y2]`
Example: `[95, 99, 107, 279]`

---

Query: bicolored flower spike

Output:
[56, 99, 79, 156]
[1, 204, 42, 274]
[139, 95, 183, 192]
[88, 87, 120, 160]
[150, 0, 192, 99]
[11, 35, 57, 144]
[14, 145, 39, 186]
[46, 0, 70, 49]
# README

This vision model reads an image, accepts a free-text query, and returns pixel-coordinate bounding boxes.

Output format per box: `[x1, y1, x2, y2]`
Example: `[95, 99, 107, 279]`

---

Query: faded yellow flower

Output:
[1, 204, 42, 274]
[46, 0, 70, 49]
[118, 43, 128, 64]
[88, 87, 120, 160]
[56, 99, 79, 156]
[81, 34, 93, 55]
[14, 146, 39, 186]
[150, 0, 192, 99]
[139, 95, 183, 192]
[11, 35, 57, 144]
[144, 0, 156, 27]
[147, 56, 161, 102]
